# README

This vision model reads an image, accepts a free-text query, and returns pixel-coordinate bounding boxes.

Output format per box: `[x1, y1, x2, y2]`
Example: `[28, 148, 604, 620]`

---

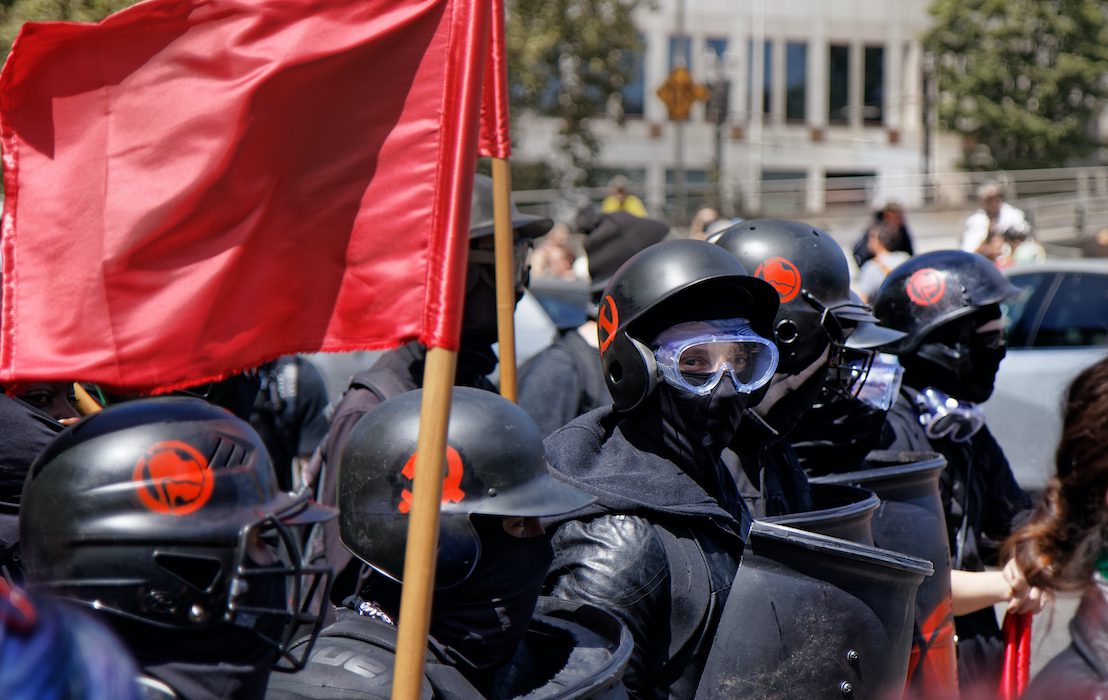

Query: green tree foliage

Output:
[506, 0, 646, 187]
[925, 0, 1108, 170]
[0, 0, 138, 59]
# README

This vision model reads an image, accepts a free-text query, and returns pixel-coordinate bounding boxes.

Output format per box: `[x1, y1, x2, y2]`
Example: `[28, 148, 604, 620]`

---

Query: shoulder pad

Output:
[267, 625, 416, 700]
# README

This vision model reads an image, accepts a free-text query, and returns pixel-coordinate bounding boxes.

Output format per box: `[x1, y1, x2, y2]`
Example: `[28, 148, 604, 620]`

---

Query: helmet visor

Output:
[653, 319, 778, 395]
[854, 352, 904, 411]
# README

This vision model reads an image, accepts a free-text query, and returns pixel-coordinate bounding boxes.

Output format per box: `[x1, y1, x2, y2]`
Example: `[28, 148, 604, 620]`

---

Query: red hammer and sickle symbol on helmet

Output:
[398, 446, 466, 514]
[598, 295, 619, 354]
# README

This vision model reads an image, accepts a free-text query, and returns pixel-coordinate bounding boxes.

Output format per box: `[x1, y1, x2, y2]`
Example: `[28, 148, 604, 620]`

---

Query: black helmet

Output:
[19, 397, 335, 670]
[469, 174, 552, 240]
[597, 238, 780, 411]
[714, 219, 904, 375]
[338, 387, 593, 588]
[872, 250, 1018, 354]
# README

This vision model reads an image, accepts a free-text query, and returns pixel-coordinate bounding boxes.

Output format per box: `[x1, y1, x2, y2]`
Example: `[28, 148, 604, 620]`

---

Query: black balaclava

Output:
[763, 364, 830, 437]
[457, 262, 502, 383]
[623, 380, 750, 522]
[755, 343, 832, 438]
[903, 306, 1005, 404]
[367, 516, 553, 694]
[789, 383, 890, 476]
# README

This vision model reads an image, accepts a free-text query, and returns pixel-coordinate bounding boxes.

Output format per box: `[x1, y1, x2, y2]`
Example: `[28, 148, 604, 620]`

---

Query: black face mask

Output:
[660, 379, 749, 457]
[909, 333, 1006, 405]
[764, 364, 831, 437]
[965, 329, 1006, 402]
[789, 386, 889, 476]
[235, 561, 290, 663]
[461, 265, 499, 348]
[430, 516, 552, 679]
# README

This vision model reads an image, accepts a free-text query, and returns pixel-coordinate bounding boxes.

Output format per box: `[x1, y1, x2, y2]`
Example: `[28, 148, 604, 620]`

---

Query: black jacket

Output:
[543, 406, 747, 700]
[726, 410, 813, 518]
[1024, 587, 1108, 700]
[266, 598, 632, 700]
[518, 329, 610, 438]
[0, 395, 63, 582]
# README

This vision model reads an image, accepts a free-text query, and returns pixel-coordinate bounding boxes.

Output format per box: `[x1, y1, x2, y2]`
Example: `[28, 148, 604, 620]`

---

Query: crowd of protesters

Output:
[7, 169, 1108, 700]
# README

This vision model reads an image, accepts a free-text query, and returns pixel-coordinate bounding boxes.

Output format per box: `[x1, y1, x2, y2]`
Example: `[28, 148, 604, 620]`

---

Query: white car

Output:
[982, 259, 1108, 491]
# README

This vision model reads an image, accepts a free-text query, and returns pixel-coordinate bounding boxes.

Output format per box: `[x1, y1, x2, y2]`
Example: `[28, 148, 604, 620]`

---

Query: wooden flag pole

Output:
[72, 383, 103, 415]
[491, 157, 519, 402]
[390, 346, 458, 700]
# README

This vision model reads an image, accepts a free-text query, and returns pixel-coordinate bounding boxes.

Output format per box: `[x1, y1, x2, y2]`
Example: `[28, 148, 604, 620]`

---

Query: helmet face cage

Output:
[229, 513, 333, 671]
[826, 347, 875, 402]
[798, 289, 875, 387]
[31, 509, 331, 672]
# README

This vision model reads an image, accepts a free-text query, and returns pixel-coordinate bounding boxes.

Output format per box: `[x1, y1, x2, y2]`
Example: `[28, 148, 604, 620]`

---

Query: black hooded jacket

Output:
[543, 403, 749, 700]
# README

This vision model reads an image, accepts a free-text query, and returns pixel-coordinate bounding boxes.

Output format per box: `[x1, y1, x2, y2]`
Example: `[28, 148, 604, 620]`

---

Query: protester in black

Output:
[712, 219, 904, 517]
[310, 174, 552, 604]
[543, 239, 782, 699]
[19, 398, 336, 700]
[268, 388, 629, 699]
[250, 355, 330, 492]
[0, 394, 63, 583]
[871, 250, 1042, 692]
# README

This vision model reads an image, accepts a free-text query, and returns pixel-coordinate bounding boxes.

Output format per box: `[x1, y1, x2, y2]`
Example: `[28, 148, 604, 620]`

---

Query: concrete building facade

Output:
[511, 0, 962, 218]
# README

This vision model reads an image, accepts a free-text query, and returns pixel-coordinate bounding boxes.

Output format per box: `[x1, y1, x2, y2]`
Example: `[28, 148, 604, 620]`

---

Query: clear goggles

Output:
[652, 318, 779, 396]
[914, 387, 985, 443]
[852, 352, 904, 411]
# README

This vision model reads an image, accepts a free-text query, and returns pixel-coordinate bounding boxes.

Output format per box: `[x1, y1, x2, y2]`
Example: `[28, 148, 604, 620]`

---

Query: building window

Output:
[669, 34, 692, 70]
[762, 41, 772, 115]
[785, 42, 807, 122]
[863, 46, 885, 124]
[745, 39, 773, 117]
[705, 36, 728, 61]
[704, 37, 730, 123]
[828, 44, 849, 124]
[621, 35, 646, 117]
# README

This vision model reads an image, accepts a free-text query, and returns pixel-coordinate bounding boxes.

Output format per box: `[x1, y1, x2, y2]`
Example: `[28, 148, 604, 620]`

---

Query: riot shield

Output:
[764, 482, 878, 545]
[503, 597, 632, 700]
[695, 521, 932, 700]
[813, 451, 956, 698]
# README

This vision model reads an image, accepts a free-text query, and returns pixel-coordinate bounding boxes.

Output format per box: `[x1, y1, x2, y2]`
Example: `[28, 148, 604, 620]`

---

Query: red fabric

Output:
[0, 0, 491, 393]
[477, 0, 510, 158]
[999, 611, 1032, 700]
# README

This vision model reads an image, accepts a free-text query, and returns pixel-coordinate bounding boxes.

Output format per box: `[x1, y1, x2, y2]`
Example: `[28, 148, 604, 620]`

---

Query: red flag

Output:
[0, 0, 491, 393]
[477, 0, 510, 158]
[998, 611, 1032, 700]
